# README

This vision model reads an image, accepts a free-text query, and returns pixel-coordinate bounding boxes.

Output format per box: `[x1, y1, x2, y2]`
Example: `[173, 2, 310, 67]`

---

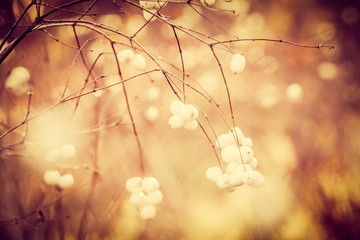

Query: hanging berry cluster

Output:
[206, 127, 265, 191]
[125, 177, 164, 220]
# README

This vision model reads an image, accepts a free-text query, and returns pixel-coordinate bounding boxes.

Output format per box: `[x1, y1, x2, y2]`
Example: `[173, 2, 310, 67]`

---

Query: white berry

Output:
[248, 171, 265, 188]
[170, 100, 184, 115]
[249, 157, 258, 169]
[200, 0, 216, 7]
[5, 66, 31, 96]
[168, 115, 184, 129]
[143, 9, 157, 22]
[206, 167, 222, 183]
[286, 83, 303, 103]
[183, 119, 198, 131]
[228, 171, 244, 187]
[216, 133, 233, 149]
[58, 173, 74, 189]
[153, 1, 167, 9]
[229, 127, 244, 138]
[117, 49, 134, 64]
[230, 53, 246, 73]
[221, 145, 239, 163]
[226, 161, 241, 174]
[133, 54, 146, 71]
[43, 170, 61, 185]
[126, 177, 143, 193]
[216, 174, 231, 189]
[59, 144, 76, 158]
[141, 177, 160, 193]
[239, 146, 254, 164]
[144, 106, 159, 122]
[45, 149, 60, 163]
[146, 86, 160, 100]
[140, 1, 156, 9]
[240, 170, 256, 184]
[180, 104, 199, 121]
[139, 205, 157, 220]
[130, 192, 148, 207]
[147, 190, 163, 205]
[241, 137, 253, 147]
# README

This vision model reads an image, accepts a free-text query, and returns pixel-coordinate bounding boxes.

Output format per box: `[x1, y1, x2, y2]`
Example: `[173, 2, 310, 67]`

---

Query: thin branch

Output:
[39, 29, 79, 49]
[110, 41, 145, 176]
[0, 0, 36, 55]
[188, 1, 238, 40]
[211, 38, 335, 50]
[171, 26, 186, 103]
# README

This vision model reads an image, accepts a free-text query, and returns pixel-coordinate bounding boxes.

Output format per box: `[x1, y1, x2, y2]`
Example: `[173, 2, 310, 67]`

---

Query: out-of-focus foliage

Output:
[1, 0, 360, 239]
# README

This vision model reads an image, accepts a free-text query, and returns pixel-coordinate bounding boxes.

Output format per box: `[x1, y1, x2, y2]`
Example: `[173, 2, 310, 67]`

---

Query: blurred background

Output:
[0, 0, 360, 239]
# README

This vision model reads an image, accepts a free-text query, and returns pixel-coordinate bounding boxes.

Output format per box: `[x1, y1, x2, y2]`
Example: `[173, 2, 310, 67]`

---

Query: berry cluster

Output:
[117, 49, 146, 71]
[139, 1, 167, 21]
[126, 177, 164, 220]
[206, 127, 265, 191]
[168, 100, 199, 131]
[45, 144, 76, 163]
[43, 170, 75, 189]
[230, 54, 246, 74]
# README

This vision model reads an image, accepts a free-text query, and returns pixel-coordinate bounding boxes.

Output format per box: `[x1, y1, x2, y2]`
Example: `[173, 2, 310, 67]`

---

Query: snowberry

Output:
[130, 192, 148, 207]
[141, 177, 160, 194]
[239, 146, 254, 164]
[221, 146, 240, 163]
[140, 0, 156, 9]
[241, 164, 254, 172]
[248, 171, 265, 188]
[169, 100, 198, 131]
[216, 133, 233, 149]
[216, 174, 231, 189]
[94, 90, 103, 98]
[59, 144, 76, 158]
[139, 205, 157, 220]
[146, 86, 160, 100]
[147, 190, 163, 205]
[228, 171, 244, 187]
[240, 170, 256, 184]
[226, 161, 241, 174]
[5, 66, 31, 96]
[43, 171, 74, 189]
[183, 119, 198, 131]
[43, 170, 61, 185]
[144, 106, 159, 122]
[153, 1, 167, 9]
[200, 0, 216, 7]
[45, 149, 60, 163]
[126, 177, 143, 193]
[133, 54, 146, 71]
[229, 127, 244, 139]
[230, 53, 246, 74]
[206, 167, 222, 183]
[286, 83, 303, 103]
[180, 104, 199, 121]
[143, 9, 157, 22]
[230, 164, 252, 174]
[168, 115, 184, 129]
[58, 174, 75, 189]
[249, 157, 258, 169]
[170, 100, 184, 115]
[117, 49, 134, 64]
[241, 137, 253, 147]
